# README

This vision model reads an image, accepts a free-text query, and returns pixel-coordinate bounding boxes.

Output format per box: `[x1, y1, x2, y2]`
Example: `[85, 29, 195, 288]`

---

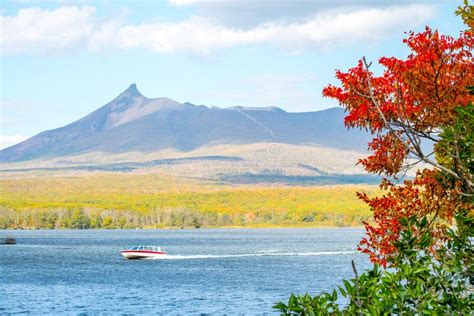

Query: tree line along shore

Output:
[0, 206, 372, 229]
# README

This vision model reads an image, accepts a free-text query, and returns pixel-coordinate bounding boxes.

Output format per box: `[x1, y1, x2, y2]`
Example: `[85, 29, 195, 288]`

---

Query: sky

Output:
[0, 0, 466, 149]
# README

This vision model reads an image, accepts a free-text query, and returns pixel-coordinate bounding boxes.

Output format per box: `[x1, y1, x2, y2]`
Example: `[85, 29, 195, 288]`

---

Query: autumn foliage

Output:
[323, 26, 473, 265]
[276, 4, 473, 314]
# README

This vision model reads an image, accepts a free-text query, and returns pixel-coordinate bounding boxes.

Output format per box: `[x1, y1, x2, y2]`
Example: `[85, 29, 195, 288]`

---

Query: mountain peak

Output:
[124, 83, 141, 95]
[118, 83, 143, 99]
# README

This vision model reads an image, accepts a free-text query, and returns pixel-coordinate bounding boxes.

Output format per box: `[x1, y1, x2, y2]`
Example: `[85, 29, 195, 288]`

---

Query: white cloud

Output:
[0, 135, 29, 149]
[101, 4, 436, 55]
[1, 6, 96, 54]
[1, 4, 435, 56]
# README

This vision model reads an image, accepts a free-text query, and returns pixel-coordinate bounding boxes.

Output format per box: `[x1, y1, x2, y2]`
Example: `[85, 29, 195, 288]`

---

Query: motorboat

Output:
[120, 246, 167, 259]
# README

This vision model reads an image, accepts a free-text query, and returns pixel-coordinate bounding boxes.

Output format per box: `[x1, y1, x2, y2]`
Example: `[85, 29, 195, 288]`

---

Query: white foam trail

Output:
[149, 251, 356, 260]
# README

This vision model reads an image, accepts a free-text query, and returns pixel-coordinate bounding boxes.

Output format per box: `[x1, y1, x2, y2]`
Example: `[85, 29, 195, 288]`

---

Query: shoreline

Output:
[0, 224, 365, 231]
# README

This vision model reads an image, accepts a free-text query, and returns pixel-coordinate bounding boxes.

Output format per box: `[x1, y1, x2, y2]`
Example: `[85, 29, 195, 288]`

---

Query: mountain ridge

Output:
[0, 84, 369, 163]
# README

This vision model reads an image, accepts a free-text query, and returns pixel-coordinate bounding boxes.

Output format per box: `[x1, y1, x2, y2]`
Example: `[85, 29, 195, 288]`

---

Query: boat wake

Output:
[149, 250, 356, 260]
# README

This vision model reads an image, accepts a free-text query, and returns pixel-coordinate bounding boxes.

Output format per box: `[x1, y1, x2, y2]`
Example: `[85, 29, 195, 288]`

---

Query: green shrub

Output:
[274, 215, 473, 315]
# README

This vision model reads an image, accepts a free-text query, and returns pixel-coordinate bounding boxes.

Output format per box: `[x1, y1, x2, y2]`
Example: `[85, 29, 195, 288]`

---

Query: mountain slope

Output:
[0, 84, 370, 162]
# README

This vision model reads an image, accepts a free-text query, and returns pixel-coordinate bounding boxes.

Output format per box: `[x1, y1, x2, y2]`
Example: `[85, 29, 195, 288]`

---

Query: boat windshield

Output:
[129, 246, 161, 251]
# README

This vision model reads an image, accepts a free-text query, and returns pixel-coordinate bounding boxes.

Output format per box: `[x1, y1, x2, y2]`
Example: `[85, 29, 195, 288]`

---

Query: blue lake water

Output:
[1, 228, 370, 314]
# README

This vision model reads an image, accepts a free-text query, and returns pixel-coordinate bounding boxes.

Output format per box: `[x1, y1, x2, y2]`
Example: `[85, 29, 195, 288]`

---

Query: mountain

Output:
[0, 84, 380, 185]
[0, 84, 370, 163]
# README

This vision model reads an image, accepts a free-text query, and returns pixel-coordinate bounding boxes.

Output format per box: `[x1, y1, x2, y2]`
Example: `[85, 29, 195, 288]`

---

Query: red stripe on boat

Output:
[120, 250, 167, 255]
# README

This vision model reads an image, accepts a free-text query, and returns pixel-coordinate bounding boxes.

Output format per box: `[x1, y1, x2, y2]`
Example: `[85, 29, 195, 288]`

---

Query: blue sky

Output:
[0, 0, 465, 148]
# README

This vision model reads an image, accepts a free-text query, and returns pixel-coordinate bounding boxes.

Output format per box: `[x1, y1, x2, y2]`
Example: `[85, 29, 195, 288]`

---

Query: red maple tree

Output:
[323, 27, 473, 265]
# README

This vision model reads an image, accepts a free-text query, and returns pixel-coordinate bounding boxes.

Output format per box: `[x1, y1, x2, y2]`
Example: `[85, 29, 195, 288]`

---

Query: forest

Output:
[0, 173, 376, 229]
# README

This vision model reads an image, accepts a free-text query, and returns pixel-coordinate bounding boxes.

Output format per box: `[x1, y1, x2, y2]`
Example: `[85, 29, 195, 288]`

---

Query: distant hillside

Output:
[0, 84, 377, 184]
[0, 84, 370, 162]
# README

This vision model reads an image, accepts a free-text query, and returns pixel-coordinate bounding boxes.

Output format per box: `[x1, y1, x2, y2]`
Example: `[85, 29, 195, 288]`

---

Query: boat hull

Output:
[120, 250, 167, 259]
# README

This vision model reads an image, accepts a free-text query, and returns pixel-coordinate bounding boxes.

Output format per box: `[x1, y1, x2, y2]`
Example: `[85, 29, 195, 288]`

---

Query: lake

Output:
[1, 228, 370, 314]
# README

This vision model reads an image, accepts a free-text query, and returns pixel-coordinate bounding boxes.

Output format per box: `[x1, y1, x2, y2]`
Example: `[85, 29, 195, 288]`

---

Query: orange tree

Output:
[275, 2, 473, 314]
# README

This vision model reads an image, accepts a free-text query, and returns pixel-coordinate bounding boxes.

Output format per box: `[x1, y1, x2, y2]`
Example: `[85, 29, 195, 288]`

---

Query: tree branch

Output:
[361, 57, 468, 184]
